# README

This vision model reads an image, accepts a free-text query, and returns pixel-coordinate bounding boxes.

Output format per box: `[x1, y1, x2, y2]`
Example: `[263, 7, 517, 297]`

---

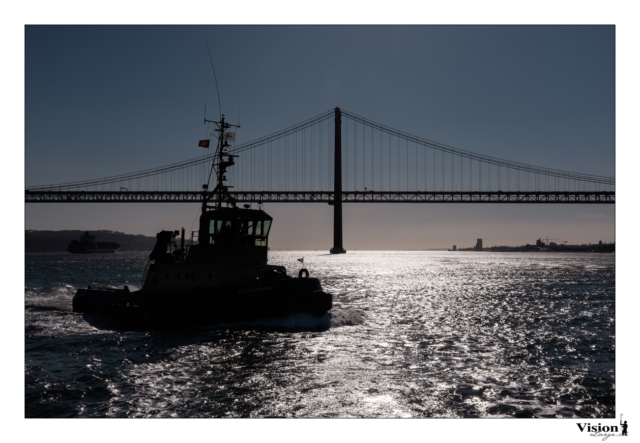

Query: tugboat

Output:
[68, 231, 121, 253]
[72, 114, 332, 329]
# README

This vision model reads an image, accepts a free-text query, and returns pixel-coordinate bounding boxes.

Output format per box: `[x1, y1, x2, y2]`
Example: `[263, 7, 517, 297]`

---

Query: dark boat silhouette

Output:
[72, 114, 332, 329]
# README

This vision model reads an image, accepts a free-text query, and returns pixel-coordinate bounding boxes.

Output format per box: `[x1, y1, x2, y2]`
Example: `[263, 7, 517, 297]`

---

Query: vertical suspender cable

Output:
[415, 139, 417, 191]
[320, 120, 323, 190]
[424, 140, 427, 191]
[312, 124, 314, 190]
[345, 118, 349, 190]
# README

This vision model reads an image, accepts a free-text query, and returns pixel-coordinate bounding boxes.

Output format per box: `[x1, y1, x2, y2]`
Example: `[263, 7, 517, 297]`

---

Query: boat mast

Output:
[202, 114, 240, 212]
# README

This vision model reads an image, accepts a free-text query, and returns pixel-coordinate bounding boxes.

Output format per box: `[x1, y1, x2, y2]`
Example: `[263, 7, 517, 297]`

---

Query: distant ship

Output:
[68, 231, 121, 253]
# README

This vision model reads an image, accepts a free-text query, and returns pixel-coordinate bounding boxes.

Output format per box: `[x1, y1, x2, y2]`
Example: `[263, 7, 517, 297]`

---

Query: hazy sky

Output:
[25, 25, 615, 249]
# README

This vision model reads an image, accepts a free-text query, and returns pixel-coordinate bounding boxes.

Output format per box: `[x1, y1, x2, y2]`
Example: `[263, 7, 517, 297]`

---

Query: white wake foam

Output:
[330, 308, 366, 327]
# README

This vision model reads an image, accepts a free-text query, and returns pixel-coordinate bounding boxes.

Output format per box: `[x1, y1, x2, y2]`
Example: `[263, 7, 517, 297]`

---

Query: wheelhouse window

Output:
[209, 220, 224, 244]
[239, 219, 254, 236]
[209, 220, 225, 235]
[262, 220, 271, 236]
[204, 215, 272, 247]
[221, 220, 234, 235]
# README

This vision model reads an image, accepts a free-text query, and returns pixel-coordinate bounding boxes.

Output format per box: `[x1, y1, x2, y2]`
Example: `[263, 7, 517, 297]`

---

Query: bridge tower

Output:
[330, 107, 346, 254]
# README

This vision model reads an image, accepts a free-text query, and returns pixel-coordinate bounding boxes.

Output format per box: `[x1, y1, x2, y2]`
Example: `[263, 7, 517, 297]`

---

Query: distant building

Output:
[453, 245, 457, 251]
[475, 239, 483, 250]
[536, 238, 545, 247]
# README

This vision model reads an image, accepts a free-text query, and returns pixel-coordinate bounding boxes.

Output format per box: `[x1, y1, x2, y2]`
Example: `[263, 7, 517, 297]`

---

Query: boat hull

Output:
[72, 277, 332, 330]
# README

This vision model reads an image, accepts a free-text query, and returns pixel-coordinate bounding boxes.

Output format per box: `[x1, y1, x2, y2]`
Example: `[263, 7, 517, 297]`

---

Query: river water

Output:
[25, 251, 615, 418]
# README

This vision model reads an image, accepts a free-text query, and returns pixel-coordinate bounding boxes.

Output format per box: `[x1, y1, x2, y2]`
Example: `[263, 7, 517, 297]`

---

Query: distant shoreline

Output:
[24, 230, 615, 254]
[25, 230, 156, 253]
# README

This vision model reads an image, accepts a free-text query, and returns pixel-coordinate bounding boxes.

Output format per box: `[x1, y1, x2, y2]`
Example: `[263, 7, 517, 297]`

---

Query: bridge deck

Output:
[25, 190, 615, 204]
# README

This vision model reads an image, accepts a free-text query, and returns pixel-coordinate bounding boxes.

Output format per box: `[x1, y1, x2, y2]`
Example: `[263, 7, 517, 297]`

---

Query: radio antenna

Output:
[204, 36, 222, 120]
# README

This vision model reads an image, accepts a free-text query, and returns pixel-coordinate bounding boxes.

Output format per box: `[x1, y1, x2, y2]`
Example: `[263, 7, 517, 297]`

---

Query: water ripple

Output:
[25, 251, 615, 417]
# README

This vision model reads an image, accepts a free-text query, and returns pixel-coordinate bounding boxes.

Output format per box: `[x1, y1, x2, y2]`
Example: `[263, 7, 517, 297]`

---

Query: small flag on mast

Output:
[198, 140, 210, 148]
[224, 132, 236, 142]
[297, 257, 304, 264]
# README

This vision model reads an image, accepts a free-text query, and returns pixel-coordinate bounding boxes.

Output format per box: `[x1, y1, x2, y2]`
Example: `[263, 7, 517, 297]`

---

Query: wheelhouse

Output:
[195, 207, 273, 265]
[201, 208, 272, 247]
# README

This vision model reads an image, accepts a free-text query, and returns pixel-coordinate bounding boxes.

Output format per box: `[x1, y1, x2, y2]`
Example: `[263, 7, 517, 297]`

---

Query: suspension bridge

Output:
[26, 107, 615, 253]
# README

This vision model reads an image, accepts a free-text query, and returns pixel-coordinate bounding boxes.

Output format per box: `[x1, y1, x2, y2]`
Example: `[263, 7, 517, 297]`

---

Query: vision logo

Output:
[577, 415, 629, 440]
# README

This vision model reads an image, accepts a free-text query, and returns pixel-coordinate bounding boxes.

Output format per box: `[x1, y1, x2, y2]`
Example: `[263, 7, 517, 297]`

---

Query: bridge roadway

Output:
[26, 190, 615, 204]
